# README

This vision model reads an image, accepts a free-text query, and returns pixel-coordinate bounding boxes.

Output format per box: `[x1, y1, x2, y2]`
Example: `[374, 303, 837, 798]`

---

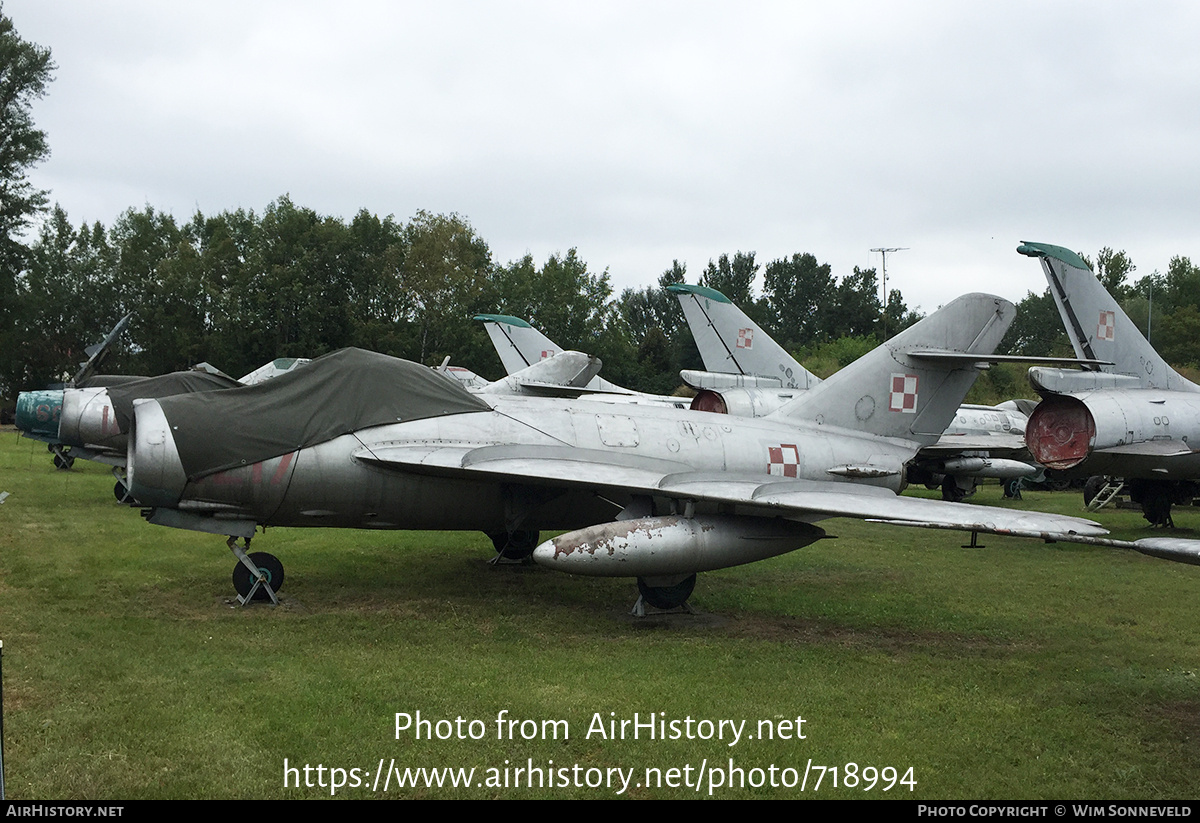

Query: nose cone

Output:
[126, 399, 188, 507]
[15, 390, 64, 439]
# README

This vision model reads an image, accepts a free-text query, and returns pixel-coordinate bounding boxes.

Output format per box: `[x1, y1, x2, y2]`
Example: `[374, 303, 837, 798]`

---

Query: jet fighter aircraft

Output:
[437, 350, 602, 398]
[475, 314, 690, 408]
[476, 314, 635, 396]
[18, 313, 135, 469]
[1020, 240, 1200, 525]
[17, 352, 309, 507]
[667, 283, 1041, 500]
[125, 293, 1200, 609]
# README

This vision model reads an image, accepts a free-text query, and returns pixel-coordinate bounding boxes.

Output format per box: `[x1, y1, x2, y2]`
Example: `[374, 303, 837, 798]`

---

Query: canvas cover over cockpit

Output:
[108, 371, 243, 432]
[154, 348, 492, 479]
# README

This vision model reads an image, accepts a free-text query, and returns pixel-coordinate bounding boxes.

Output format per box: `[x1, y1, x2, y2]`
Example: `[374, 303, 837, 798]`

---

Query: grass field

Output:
[1, 428, 1197, 799]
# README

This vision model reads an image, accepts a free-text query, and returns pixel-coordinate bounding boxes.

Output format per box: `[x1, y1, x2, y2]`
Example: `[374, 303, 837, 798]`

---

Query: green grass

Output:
[1, 430, 1197, 799]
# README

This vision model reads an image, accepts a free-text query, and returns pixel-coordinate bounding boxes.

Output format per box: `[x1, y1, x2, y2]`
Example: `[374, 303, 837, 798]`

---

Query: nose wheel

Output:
[227, 536, 283, 605]
[50, 444, 74, 470]
[113, 468, 136, 504]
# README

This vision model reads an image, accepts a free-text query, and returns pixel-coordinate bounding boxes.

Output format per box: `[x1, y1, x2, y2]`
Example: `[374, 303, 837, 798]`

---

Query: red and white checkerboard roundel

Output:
[736, 328, 754, 349]
[767, 444, 800, 477]
[889, 373, 918, 413]
[1097, 310, 1115, 341]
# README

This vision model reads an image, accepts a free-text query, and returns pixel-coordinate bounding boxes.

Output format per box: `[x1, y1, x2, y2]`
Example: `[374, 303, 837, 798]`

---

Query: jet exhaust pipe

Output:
[1026, 394, 1096, 469]
[532, 515, 825, 577]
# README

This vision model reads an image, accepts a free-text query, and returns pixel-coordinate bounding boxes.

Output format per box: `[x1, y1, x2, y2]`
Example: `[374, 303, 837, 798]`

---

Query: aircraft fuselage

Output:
[129, 395, 916, 535]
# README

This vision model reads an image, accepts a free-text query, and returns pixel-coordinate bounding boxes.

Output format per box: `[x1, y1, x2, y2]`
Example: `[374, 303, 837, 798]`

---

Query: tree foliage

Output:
[10, 187, 1199, 404]
[0, 7, 53, 272]
[763, 253, 833, 349]
[0, 7, 55, 394]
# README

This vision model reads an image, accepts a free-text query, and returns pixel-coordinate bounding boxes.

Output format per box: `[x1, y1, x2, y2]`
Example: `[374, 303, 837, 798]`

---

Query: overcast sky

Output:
[9, 1, 1200, 315]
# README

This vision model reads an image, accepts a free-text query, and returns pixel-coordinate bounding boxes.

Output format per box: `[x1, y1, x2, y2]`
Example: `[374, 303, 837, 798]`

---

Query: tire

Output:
[1082, 476, 1106, 507]
[637, 574, 697, 610]
[232, 552, 285, 601]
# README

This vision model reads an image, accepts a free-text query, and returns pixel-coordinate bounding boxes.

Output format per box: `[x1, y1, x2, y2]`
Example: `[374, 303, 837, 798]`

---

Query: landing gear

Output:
[113, 467, 136, 504]
[487, 529, 540, 562]
[227, 536, 283, 605]
[114, 479, 135, 504]
[942, 475, 975, 502]
[1128, 480, 1176, 528]
[632, 574, 697, 616]
[1043, 473, 1072, 492]
[1082, 476, 1107, 508]
[1127, 479, 1198, 528]
[1003, 478, 1024, 499]
[50, 444, 74, 470]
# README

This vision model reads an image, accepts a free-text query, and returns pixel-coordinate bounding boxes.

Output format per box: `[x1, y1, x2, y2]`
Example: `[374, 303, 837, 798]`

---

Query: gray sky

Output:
[9, 0, 1200, 315]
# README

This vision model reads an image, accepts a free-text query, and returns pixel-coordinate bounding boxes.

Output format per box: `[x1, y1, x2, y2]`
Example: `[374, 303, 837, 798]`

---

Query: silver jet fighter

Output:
[16, 357, 312, 501]
[126, 294, 1200, 609]
[437, 349, 603, 398]
[668, 283, 1040, 500]
[476, 314, 690, 408]
[1021, 241, 1200, 524]
[16, 313, 134, 470]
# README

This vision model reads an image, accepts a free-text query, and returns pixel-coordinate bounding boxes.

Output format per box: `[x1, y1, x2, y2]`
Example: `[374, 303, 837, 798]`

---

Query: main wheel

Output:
[941, 476, 966, 502]
[1044, 474, 1072, 492]
[637, 574, 697, 610]
[232, 552, 285, 601]
[487, 529, 540, 560]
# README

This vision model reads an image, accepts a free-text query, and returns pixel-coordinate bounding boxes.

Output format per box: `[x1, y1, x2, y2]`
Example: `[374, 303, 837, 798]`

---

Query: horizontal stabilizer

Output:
[922, 432, 1028, 453]
[910, 350, 1111, 367]
[1095, 441, 1195, 458]
[680, 370, 784, 390]
[1028, 367, 1145, 394]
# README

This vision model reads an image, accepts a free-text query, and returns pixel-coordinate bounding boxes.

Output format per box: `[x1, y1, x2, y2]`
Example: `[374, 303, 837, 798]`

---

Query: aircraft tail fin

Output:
[667, 284, 821, 390]
[475, 313, 635, 395]
[475, 314, 563, 375]
[1017, 241, 1195, 391]
[772, 294, 1014, 445]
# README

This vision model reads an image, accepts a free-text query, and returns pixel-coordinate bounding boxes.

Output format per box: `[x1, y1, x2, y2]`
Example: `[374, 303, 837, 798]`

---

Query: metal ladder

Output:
[1086, 478, 1125, 512]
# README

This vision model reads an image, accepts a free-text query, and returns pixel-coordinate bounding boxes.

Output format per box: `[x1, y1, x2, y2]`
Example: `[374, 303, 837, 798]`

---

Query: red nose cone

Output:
[1025, 395, 1095, 469]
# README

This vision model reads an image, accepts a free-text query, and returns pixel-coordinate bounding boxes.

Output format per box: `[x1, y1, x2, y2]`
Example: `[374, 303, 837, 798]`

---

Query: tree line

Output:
[3, 198, 920, 397]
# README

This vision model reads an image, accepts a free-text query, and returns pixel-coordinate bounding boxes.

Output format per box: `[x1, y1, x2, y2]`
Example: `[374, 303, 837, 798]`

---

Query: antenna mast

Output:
[871, 246, 908, 339]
